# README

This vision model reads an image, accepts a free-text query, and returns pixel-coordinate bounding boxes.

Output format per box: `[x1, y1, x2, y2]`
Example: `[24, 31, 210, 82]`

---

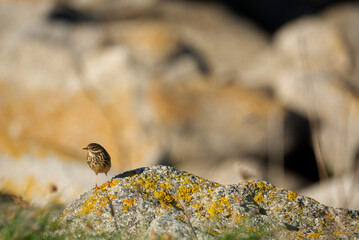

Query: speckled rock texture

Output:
[59, 165, 359, 239]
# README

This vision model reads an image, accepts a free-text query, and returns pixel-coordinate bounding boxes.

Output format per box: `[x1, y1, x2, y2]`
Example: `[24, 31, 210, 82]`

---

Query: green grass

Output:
[0, 193, 64, 240]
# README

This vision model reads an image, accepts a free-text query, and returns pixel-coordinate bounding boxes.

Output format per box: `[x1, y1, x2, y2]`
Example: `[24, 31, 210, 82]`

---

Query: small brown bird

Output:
[83, 143, 111, 189]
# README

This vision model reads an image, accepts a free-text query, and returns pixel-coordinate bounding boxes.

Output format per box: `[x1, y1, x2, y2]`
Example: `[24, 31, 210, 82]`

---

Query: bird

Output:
[83, 143, 111, 189]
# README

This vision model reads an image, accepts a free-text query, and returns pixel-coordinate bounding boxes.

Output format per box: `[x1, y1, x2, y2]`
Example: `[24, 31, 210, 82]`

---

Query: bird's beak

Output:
[83, 147, 88, 150]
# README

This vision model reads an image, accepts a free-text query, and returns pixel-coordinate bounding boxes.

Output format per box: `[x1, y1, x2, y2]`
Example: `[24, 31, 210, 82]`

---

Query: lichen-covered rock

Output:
[58, 165, 359, 239]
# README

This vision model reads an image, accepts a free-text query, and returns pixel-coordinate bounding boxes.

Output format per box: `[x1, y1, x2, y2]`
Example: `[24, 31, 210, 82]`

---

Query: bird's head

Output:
[83, 143, 104, 154]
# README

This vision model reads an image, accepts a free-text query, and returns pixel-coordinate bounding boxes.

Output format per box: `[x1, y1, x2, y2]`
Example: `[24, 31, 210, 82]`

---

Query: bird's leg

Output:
[94, 173, 99, 189]
[105, 172, 111, 187]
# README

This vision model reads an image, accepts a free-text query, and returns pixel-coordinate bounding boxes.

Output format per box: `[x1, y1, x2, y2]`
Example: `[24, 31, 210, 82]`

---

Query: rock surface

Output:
[59, 165, 359, 239]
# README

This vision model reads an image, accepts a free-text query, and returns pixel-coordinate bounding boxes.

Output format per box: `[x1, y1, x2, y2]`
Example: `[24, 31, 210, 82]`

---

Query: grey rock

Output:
[299, 173, 359, 210]
[58, 165, 359, 239]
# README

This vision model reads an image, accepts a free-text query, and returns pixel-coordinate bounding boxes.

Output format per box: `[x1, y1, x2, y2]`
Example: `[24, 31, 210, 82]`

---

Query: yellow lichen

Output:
[234, 214, 247, 224]
[128, 173, 139, 178]
[211, 182, 221, 187]
[208, 204, 217, 218]
[268, 192, 277, 200]
[123, 198, 136, 207]
[333, 230, 344, 236]
[60, 209, 70, 220]
[256, 181, 268, 190]
[143, 180, 157, 191]
[287, 191, 298, 201]
[154, 189, 174, 204]
[307, 232, 320, 238]
[110, 179, 120, 187]
[208, 197, 231, 218]
[245, 225, 254, 233]
[77, 192, 116, 216]
[253, 192, 264, 203]
[207, 189, 214, 194]
[176, 215, 185, 222]
[192, 203, 204, 212]
[159, 183, 173, 190]
[177, 186, 197, 203]
[247, 180, 255, 186]
[207, 229, 219, 236]
[319, 219, 328, 228]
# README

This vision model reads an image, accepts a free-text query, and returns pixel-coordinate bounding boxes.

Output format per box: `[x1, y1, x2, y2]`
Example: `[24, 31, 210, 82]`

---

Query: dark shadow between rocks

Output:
[283, 110, 320, 182]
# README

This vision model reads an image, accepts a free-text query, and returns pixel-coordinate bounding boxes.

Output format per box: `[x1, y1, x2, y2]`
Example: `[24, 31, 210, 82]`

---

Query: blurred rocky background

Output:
[1, 0, 359, 209]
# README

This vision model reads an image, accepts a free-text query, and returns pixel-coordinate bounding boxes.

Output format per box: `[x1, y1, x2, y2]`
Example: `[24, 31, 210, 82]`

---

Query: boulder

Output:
[58, 165, 359, 239]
